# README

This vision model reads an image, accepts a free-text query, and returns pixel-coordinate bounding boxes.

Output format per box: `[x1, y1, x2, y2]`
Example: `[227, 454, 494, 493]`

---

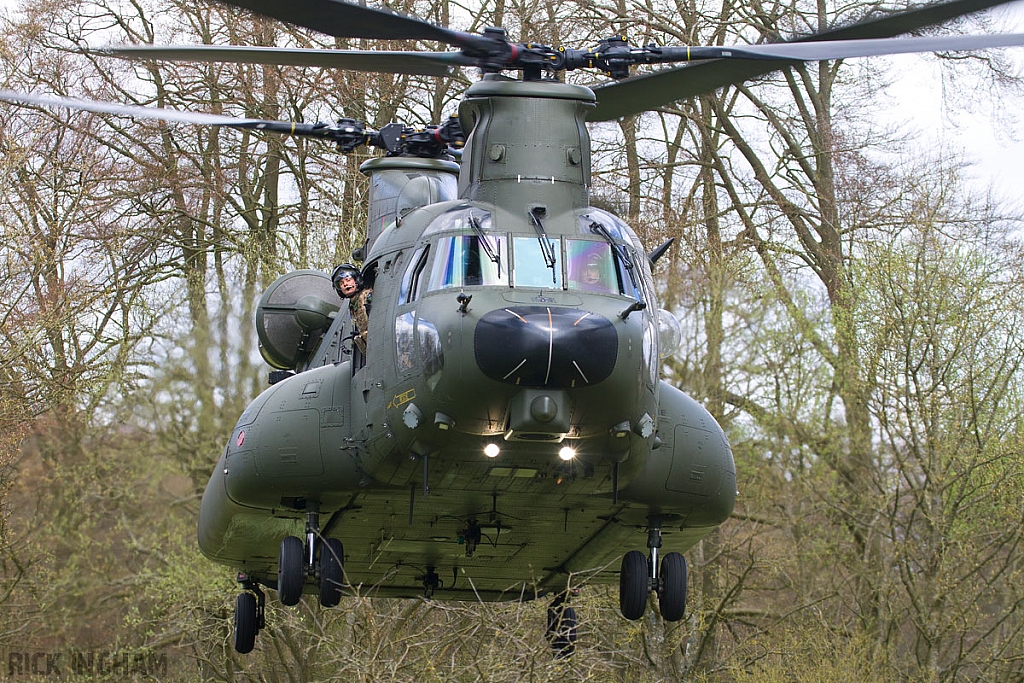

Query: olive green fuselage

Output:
[199, 76, 736, 600]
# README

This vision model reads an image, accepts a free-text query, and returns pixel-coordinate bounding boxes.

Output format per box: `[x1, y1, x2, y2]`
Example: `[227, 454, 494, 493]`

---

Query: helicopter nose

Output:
[474, 306, 618, 387]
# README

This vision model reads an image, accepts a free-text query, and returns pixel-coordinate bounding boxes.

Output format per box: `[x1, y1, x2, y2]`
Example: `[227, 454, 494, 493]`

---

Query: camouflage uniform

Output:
[349, 288, 372, 354]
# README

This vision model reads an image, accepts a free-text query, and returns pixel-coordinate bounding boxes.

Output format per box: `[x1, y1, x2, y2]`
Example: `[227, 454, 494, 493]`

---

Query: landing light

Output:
[657, 309, 683, 358]
[484, 443, 501, 458]
[558, 446, 576, 461]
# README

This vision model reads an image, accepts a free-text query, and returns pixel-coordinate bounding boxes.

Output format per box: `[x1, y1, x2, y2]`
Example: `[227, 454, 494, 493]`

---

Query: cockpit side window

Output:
[578, 209, 636, 241]
[427, 235, 508, 291]
[399, 245, 430, 305]
[577, 211, 644, 298]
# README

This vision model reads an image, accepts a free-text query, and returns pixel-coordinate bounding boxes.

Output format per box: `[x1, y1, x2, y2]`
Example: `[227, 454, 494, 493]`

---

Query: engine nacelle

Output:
[256, 270, 339, 371]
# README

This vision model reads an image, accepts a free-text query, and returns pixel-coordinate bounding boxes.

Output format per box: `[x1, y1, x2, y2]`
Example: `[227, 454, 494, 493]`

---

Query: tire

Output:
[234, 592, 257, 654]
[278, 535, 305, 607]
[659, 552, 688, 622]
[318, 538, 345, 608]
[546, 605, 578, 658]
[619, 550, 649, 621]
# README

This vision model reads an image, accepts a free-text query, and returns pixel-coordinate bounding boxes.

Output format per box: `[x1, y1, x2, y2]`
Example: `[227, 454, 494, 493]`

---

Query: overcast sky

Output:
[878, 1, 1024, 206]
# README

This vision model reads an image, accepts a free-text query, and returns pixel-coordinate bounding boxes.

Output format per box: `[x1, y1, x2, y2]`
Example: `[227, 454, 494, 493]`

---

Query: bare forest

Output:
[1, 0, 1023, 680]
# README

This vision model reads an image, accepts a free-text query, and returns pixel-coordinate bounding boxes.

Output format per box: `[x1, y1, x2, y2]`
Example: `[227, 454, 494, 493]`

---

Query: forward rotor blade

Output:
[589, 0, 1021, 120]
[97, 45, 474, 76]
[217, 0, 495, 54]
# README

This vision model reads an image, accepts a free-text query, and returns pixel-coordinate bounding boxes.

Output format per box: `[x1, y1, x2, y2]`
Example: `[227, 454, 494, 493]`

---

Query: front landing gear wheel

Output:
[619, 550, 649, 620]
[318, 538, 345, 607]
[659, 552, 688, 622]
[234, 592, 257, 654]
[278, 535, 305, 606]
[233, 576, 265, 654]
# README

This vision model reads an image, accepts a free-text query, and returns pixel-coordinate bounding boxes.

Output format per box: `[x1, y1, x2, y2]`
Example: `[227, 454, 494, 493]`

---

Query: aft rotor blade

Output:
[718, 31, 1024, 60]
[589, 0, 1022, 121]
[0, 89, 387, 148]
[97, 45, 474, 76]
[217, 0, 495, 54]
[0, 89, 262, 126]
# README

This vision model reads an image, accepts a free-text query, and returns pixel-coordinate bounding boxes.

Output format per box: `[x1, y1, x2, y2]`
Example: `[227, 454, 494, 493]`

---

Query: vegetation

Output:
[1, 0, 1022, 680]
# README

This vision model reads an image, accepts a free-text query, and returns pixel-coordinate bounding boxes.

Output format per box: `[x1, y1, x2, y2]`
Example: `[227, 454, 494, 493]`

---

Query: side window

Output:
[394, 311, 444, 381]
[399, 245, 430, 305]
[631, 246, 655, 304]
[395, 311, 416, 373]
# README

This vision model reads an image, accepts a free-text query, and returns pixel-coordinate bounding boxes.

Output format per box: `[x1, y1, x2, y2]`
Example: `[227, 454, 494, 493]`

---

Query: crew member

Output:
[576, 254, 609, 292]
[332, 263, 372, 354]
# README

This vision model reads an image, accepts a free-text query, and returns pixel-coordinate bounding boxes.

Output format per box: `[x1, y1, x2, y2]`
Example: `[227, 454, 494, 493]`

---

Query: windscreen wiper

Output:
[589, 219, 639, 290]
[468, 212, 501, 278]
[529, 207, 558, 284]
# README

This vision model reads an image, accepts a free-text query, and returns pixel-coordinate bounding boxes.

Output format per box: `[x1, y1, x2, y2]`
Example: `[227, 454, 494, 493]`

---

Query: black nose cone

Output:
[475, 306, 618, 387]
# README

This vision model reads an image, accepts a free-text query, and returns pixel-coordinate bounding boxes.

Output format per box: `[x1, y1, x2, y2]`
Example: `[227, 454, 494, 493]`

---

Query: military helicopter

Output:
[4, 0, 1024, 657]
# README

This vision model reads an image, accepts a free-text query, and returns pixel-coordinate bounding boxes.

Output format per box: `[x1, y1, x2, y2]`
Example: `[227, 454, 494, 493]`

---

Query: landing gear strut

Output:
[618, 517, 688, 622]
[278, 505, 347, 607]
[234, 574, 265, 654]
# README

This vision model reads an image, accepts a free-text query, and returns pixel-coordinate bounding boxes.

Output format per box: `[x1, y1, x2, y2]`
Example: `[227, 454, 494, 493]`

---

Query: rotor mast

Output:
[458, 76, 595, 214]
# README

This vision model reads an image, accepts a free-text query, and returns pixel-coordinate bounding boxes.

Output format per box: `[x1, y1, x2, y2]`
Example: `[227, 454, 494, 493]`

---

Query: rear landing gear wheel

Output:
[234, 592, 257, 654]
[278, 535, 305, 606]
[619, 550, 649, 620]
[659, 551, 688, 622]
[546, 598, 578, 658]
[318, 538, 345, 607]
[544, 589, 577, 659]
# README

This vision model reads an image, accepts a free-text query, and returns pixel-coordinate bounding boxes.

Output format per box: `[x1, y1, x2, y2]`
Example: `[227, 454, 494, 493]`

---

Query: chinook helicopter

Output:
[4, 0, 1024, 657]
